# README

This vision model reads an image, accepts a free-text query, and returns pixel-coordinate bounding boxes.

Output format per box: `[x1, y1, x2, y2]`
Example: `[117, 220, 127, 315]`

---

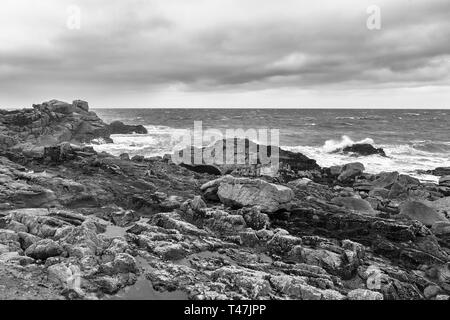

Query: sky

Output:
[1, 0, 449, 109]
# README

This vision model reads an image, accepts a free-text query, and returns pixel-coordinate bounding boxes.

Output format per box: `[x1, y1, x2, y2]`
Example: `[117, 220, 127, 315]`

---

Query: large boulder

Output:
[107, 121, 148, 134]
[399, 201, 447, 226]
[201, 175, 295, 213]
[175, 138, 320, 175]
[342, 144, 386, 157]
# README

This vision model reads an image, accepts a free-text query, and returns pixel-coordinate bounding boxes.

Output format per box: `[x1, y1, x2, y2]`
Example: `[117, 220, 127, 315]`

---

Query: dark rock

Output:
[107, 121, 148, 134]
[25, 239, 63, 260]
[341, 144, 387, 157]
[180, 163, 222, 176]
[439, 176, 450, 187]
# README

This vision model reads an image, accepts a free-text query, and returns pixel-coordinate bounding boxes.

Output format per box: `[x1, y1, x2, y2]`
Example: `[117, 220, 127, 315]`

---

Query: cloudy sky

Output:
[1, 0, 449, 108]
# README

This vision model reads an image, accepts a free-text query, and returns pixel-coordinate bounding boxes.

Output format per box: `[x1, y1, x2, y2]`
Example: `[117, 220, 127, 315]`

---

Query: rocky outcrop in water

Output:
[107, 121, 148, 135]
[341, 143, 387, 157]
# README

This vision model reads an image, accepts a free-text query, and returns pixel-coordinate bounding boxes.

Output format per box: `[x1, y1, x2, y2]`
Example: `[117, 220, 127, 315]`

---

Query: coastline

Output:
[0, 100, 449, 300]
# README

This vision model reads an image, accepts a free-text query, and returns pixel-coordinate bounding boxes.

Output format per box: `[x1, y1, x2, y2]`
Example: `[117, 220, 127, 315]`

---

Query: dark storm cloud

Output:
[1, 0, 449, 107]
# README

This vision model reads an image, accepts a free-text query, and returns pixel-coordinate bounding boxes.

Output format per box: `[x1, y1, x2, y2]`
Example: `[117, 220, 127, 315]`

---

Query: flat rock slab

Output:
[201, 175, 294, 213]
[400, 201, 447, 226]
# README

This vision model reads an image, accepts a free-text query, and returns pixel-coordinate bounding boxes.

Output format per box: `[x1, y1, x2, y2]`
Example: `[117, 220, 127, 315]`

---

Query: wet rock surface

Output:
[0, 101, 449, 300]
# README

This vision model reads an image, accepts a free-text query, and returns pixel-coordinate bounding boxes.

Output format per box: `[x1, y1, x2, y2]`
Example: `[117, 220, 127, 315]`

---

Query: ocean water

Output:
[92, 109, 450, 182]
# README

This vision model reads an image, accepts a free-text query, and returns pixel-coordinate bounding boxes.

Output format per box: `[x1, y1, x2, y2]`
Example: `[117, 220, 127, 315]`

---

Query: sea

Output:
[92, 109, 450, 183]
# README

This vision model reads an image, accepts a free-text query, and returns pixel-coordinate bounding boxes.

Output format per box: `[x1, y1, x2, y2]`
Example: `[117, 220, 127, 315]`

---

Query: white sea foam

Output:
[91, 128, 449, 183]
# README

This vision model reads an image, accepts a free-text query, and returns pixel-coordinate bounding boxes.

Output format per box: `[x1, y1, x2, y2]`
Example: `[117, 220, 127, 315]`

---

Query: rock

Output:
[191, 196, 207, 212]
[119, 153, 130, 161]
[25, 239, 63, 260]
[424, 197, 450, 212]
[429, 167, 450, 176]
[288, 178, 312, 188]
[337, 163, 365, 182]
[18, 232, 41, 250]
[423, 285, 441, 299]
[111, 253, 138, 273]
[107, 121, 148, 134]
[201, 175, 294, 213]
[179, 163, 222, 176]
[7, 220, 28, 233]
[206, 210, 247, 235]
[328, 165, 343, 177]
[398, 175, 420, 187]
[72, 100, 89, 112]
[153, 243, 189, 261]
[388, 182, 407, 199]
[439, 176, 450, 186]
[331, 197, 375, 215]
[267, 233, 302, 254]
[131, 155, 144, 162]
[0, 252, 35, 265]
[347, 289, 383, 300]
[399, 201, 446, 226]
[371, 172, 399, 189]
[241, 207, 269, 230]
[369, 188, 390, 199]
[176, 138, 320, 174]
[342, 143, 386, 157]
[432, 221, 450, 236]
[48, 263, 83, 294]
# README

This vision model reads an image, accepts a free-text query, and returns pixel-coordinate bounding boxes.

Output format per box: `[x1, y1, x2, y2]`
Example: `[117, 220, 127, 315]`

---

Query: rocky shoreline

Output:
[0, 100, 449, 300]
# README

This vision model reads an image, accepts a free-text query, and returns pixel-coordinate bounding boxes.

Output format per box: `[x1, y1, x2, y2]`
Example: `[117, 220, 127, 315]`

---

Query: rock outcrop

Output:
[341, 143, 387, 157]
[0, 100, 112, 153]
[107, 121, 148, 135]
[201, 175, 295, 213]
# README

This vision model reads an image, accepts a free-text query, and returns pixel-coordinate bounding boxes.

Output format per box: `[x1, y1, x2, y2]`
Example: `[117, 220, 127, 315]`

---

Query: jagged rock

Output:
[347, 289, 383, 300]
[205, 209, 247, 235]
[337, 163, 365, 182]
[25, 239, 63, 260]
[201, 175, 294, 213]
[342, 143, 387, 157]
[240, 207, 269, 230]
[399, 201, 447, 226]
